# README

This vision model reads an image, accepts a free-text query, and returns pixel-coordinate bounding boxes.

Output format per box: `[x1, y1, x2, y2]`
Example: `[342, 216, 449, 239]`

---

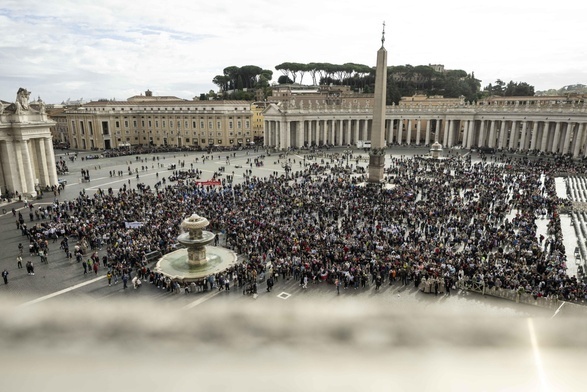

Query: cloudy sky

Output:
[1, 0, 586, 104]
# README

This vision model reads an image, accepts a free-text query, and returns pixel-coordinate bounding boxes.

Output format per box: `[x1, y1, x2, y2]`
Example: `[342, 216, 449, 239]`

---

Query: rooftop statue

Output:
[15, 87, 31, 114]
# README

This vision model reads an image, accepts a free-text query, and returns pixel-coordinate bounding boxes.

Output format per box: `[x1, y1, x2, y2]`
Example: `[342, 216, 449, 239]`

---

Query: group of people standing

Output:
[3, 149, 586, 306]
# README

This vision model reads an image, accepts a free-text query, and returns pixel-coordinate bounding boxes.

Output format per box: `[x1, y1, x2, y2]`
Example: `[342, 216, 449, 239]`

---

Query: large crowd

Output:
[11, 149, 587, 302]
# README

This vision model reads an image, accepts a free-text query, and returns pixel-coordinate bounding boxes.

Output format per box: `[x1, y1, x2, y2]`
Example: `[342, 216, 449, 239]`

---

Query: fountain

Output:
[154, 213, 238, 282]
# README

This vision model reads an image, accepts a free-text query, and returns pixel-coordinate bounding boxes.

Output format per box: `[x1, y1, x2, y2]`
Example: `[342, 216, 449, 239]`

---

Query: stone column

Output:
[540, 121, 550, 152]
[498, 121, 507, 149]
[17, 140, 36, 196]
[44, 137, 58, 186]
[397, 119, 403, 144]
[338, 119, 344, 146]
[518, 121, 528, 151]
[562, 122, 573, 155]
[425, 120, 431, 145]
[345, 119, 351, 146]
[0, 141, 19, 194]
[467, 120, 475, 149]
[443, 119, 450, 146]
[530, 122, 539, 150]
[488, 120, 496, 148]
[298, 120, 305, 148]
[573, 123, 585, 158]
[406, 119, 413, 145]
[34, 139, 50, 186]
[461, 120, 468, 148]
[447, 120, 456, 147]
[508, 121, 517, 150]
[386, 119, 393, 144]
[551, 122, 561, 153]
[416, 119, 422, 145]
[351, 119, 361, 144]
[478, 120, 486, 147]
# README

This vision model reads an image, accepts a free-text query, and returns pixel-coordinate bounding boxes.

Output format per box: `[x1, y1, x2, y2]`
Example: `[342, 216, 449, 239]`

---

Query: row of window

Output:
[114, 119, 249, 129]
[115, 137, 251, 145]
[70, 118, 250, 136]
[114, 131, 250, 136]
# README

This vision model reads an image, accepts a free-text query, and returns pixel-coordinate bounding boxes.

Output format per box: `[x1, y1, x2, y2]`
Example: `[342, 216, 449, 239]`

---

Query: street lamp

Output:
[281, 162, 291, 179]
[227, 172, 235, 203]
[344, 149, 352, 167]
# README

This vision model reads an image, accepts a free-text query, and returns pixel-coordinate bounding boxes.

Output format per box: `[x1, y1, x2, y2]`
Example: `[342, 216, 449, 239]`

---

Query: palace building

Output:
[62, 90, 254, 150]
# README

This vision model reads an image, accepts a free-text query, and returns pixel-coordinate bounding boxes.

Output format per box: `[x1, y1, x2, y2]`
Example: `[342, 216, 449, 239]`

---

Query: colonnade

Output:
[0, 136, 58, 197]
[264, 106, 587, 158]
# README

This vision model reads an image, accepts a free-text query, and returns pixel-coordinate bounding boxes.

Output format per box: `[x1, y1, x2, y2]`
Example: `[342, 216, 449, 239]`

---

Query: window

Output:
[193, 121, 197, 128]
[229, 121, 233, 129]
[80, 122, 85, 135]
[217, 139, 222, 145]
[115, 121, 120, 128]
[185, 121, 189, 128]
[217, 121, 221, 129]
[170, 121, 173, 128]
[124, 120, 129, 128]
[133, 120, 137, 127]
[142, 120, 145, 127]
[237, 121, 241, 129]
[208, 121, 213, 129]
[245, 120, 250, 128]
[162, 121, 166, 127]
[71, 121, 76, 134]
[89, 122, 94, 136]
[148, 121, 152, 127]
[155, 121, 159, 127]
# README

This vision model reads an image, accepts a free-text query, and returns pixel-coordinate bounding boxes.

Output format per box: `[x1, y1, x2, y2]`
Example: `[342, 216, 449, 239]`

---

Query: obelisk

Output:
[368, 22, 388, 183]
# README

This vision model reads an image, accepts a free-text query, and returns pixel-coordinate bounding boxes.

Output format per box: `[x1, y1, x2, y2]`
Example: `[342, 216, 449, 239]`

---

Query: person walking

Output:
[26, 261, 35, 275]
[16, 255, 23, 269]
[106, 271, 112, 286]
[82, 260, 87, 274]
[2, 269, 8, 284]
[335, 278, 341, 295]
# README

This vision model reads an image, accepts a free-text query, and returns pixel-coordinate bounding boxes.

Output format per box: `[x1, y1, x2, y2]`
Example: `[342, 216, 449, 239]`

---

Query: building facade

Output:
[0, 88, 58, 197]
[62, 91, 253, 150]
[263, 94, 587, 158]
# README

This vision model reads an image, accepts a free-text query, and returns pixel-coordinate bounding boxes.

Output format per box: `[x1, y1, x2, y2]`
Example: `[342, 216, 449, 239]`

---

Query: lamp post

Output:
[344, 148, 352, 167]
[281, 162, 291, 179]
[227, 172, 235, 203]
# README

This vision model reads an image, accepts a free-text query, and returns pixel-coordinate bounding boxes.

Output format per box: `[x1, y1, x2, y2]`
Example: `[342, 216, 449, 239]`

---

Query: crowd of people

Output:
[8, 148, 587, 303]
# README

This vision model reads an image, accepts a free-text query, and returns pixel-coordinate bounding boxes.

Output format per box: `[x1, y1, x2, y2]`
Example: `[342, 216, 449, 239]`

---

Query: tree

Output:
[278, 75, 294, 84]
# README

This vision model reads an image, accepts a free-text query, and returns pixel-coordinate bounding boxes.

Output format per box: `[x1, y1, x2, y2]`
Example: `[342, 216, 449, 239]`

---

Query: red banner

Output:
[196, 179, 222, 186]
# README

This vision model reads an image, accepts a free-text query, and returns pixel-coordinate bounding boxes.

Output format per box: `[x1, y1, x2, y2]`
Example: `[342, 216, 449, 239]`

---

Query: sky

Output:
[1, 0, 586, 104]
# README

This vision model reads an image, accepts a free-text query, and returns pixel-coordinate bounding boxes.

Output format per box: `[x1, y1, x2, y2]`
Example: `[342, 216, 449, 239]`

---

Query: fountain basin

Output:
[154, 246, 238, 282]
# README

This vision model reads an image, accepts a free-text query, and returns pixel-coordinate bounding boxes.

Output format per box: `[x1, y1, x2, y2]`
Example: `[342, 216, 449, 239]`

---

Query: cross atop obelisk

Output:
[368, 22, 388, 183]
